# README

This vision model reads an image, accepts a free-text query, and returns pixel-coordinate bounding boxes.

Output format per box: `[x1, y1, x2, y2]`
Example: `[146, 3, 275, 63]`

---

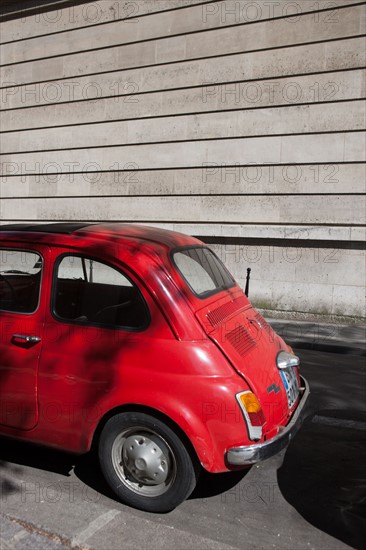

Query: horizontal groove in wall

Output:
[0, 219, 364, 228]
[1, 163, 364, 178]
[1, 161, 363, 171]
[1, 129, 364, 156]
[2, 164, 364, 201]
[2, 0, 364, 47]
[0, 0, 86, 22]
[2, 97, 365, 132]
[1, 223, 364, 248]
[2, 197, 363, 227]
[2, 97, 365, 137]
[0, 0, 216, 43]
[199, 236, 366, 250]
[0, 0, 103, 22]
[1, 34, 364, 88]
[1, 65, 364, 101]
[1, 67, 365, 111]
[1, 2, 363, 66]
[3, 193, 365, 200]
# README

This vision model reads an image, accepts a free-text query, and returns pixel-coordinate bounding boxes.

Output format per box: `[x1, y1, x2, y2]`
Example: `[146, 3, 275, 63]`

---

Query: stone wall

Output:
[0, 0, 365, 318]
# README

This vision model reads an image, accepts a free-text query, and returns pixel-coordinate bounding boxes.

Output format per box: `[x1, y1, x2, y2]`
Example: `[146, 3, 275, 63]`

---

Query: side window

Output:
[0, 249, 43, 313]
[53, 255, 148, 330]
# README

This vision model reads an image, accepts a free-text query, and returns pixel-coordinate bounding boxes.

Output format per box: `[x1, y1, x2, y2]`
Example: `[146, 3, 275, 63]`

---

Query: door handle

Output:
[12, 334, 41, 343]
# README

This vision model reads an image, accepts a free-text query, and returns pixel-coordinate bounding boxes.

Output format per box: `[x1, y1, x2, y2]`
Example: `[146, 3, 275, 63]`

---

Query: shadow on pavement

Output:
[0, 435, 249, 509]
[0, 436, 123, 503]
[277, 412, 366, 550]
[0, 438, 73, 478]
[0, 458, 23, 499]
[189, 468, 247, 500]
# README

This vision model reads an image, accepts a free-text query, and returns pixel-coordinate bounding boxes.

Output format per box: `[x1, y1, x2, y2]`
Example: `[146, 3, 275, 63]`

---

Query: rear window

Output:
[172, 247, 235, 298]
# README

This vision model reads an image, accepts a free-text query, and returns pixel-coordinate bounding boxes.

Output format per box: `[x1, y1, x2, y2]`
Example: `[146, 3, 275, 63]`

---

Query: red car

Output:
[0, 223, 309, 512]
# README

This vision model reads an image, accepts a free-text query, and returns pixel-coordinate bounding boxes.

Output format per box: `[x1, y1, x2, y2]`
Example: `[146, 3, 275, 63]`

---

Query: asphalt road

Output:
[1, 348, 365, 550]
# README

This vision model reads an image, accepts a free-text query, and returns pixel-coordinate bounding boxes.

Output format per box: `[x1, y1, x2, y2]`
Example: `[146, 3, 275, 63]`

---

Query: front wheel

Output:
[98, 412, 198, 512]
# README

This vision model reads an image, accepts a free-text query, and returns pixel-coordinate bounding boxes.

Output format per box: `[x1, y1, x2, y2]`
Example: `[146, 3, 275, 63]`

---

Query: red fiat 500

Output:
[0, 223, 309, 512]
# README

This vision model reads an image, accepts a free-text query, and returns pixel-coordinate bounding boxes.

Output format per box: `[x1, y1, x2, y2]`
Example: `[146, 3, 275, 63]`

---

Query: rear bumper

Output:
[226, 376, 310, 466]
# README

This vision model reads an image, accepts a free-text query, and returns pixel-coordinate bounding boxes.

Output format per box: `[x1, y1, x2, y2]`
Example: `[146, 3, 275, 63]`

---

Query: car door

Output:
[37, 249, 157, 449]
[0, 244, 49, 430]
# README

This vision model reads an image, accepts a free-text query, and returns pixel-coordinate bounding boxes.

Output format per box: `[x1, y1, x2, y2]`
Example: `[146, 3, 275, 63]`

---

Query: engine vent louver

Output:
[226, 325, 256, 356]
[207, 296, 247, 327]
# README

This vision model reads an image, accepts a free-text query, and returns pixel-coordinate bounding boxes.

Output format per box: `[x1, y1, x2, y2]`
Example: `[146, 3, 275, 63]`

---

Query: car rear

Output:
[170, 245, 309, 465]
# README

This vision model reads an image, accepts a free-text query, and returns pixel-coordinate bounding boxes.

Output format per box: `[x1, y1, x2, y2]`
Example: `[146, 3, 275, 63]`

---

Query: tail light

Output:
[236, 391, 265, 441]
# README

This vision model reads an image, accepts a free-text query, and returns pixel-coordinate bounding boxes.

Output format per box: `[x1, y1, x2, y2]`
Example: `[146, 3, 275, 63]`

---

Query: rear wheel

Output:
[98, 412, 198, 512]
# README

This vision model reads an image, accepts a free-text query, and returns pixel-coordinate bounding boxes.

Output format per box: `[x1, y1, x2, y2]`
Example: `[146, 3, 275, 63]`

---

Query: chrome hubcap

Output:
[111, 428, 176, 497]
[123, 434, 169, 485]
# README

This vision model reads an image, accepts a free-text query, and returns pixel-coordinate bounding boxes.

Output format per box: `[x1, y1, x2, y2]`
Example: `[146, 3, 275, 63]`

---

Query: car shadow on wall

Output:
[277, 411, 366, 550]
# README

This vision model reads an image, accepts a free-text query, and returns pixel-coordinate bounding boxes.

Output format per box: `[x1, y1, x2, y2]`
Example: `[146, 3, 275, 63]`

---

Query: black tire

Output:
[98, 412, 198, 512]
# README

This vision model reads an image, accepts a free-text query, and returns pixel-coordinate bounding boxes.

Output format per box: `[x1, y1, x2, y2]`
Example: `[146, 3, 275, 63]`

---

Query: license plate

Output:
[279, 367, 299, 408]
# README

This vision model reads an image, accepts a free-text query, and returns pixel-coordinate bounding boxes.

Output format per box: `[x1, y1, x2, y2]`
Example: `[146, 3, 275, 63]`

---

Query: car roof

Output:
[0, 222, 202, 250]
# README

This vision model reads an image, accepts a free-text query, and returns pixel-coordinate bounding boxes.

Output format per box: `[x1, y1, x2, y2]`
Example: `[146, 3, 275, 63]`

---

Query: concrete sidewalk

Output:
[0, 513, 77, 550]
[268, 318, 365, 357]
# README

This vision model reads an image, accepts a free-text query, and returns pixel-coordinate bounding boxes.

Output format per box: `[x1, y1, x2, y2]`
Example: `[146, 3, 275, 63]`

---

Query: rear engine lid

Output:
[196, 291, 299, 434]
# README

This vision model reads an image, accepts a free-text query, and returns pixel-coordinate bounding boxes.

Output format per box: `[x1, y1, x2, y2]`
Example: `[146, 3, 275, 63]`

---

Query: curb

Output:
[268, 319, 366, 357]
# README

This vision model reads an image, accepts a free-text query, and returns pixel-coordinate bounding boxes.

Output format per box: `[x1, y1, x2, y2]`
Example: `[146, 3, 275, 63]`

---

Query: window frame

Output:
[0, 247, 44, 315]
[51, 253, 151, 332]
[171, 245, 236, 300]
